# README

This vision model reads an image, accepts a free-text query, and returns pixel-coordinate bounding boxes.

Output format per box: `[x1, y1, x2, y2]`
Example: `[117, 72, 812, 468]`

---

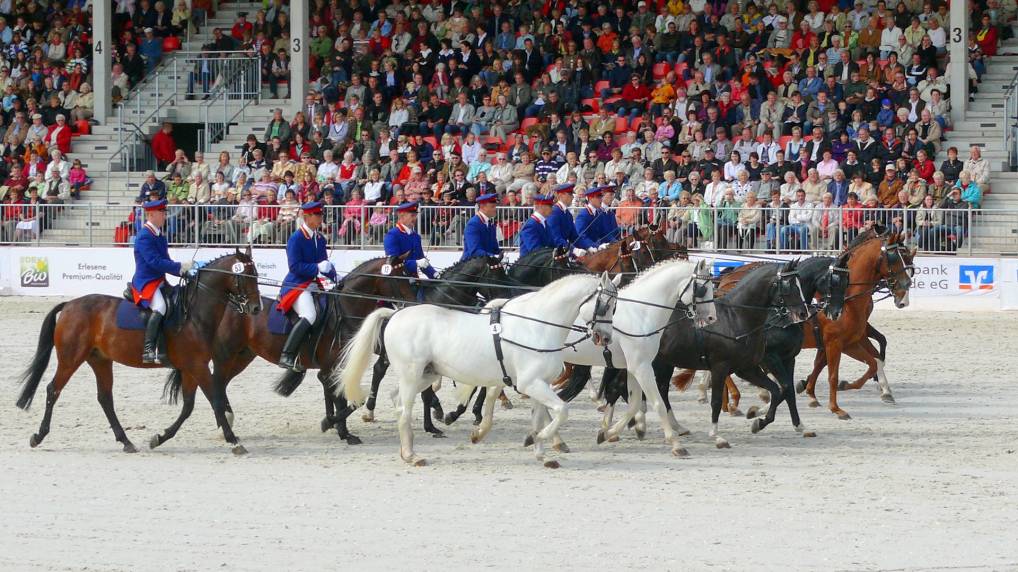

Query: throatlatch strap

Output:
[489, 307, 514, 388]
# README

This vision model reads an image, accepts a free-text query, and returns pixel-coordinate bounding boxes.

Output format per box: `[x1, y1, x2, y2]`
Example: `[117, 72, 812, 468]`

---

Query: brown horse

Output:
[16, 250, 262, 454]
[157, 254, 418, 447]
[799, 229, 915, 419]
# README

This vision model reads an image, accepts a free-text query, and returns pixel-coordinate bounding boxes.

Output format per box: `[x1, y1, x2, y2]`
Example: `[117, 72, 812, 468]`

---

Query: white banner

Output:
[0, 247, 1014, 310]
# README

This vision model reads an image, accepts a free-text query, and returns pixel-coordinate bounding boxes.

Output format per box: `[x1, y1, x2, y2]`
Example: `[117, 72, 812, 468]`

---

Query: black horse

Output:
[357, 255, 516, 437]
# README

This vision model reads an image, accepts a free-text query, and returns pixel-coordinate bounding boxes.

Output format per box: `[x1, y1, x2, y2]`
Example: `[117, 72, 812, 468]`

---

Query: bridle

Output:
[191, 261, 261, 315]
[581, 281, 617, 337]
[770, 267, 810, 325]
[817, 262, 850, 315]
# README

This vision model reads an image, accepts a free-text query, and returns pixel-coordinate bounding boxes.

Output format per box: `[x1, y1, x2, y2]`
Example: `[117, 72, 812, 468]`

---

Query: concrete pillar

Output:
[949, 0, 968, 126]
[93, 0, 113, 124]
[289, 0, 309, 115]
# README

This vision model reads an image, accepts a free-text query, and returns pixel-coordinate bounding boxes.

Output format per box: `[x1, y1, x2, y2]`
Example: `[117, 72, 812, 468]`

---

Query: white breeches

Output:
[294, 289, 317, 323]
[150, 288, 167, 315]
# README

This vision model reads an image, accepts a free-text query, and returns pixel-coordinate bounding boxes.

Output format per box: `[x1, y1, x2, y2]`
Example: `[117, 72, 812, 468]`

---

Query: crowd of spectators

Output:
[136, 0, 1012, 252]
[0, 0, 193, 243]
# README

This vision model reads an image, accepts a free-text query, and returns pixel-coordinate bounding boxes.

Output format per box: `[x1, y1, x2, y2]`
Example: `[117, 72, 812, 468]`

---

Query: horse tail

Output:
[16, 302, 66, 410]
[671, 368, 697, 392]
[162, 369, 183, 404]
[273, 368, 307, 397]
[334, 307, 395, 406]
[555, 364, 591, 402]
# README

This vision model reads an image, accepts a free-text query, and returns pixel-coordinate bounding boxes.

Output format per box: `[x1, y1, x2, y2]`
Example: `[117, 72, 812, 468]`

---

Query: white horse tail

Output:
[335, 307, 396, 406]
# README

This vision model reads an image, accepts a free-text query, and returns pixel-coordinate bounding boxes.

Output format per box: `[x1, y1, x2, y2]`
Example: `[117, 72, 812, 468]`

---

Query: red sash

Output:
[277, 279, 314, 313]
[132, 278, 164, 305]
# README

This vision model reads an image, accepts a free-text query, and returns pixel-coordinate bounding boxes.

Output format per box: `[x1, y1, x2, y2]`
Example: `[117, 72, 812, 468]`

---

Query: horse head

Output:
[823, 250, 852, 321]
[589, 272, 618, 347]
[381, 252, 417, 304]
[775, 258, 810, 324]
[881, 231, 915, 309]
[197, 248, 261, 315]
[687, 259, 717, 328]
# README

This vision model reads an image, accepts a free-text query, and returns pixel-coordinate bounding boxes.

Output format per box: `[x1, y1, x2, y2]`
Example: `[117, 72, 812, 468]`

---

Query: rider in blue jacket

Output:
[574, 186, 616, 251]
[546, 183, 586, 257]
[131, 199, 193, 364]
[518, 194, 557, 256]
[461, 193, 502, 260]
[383, 202, 437, 279]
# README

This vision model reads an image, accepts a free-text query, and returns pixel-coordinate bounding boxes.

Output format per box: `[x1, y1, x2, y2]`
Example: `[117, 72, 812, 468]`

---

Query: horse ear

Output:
[399, 251, 411, 261]
[611, 273, 623, 287]
[245, 243, 253, 259]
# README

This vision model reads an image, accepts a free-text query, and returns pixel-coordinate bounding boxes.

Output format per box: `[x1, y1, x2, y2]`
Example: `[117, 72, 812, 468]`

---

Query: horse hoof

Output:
[361, 412, 375, 423]
[751, 419, 763, 434]
[716, 439, 731, 449]
[29, 434, 41, 448]
[470, 430, 481, 444]
[635, 429, 646, 441]
[881, 394, 896, 404]
[671, 447, 690, 458]
[149, 435, 162, 449]
[543, 460, 561, 469]
[803, 431, 817, 438]
[432, 405, 445, 421]
[403, 456, 427, 467]
[524, 434, 535, 447]
[836, 411, 852, 420]
[697, 397, 707, 405]
[501, 399, 513, 410]
[553, 442, 570, 453]
[345, 434, 363, 445]
[442, 413, 458, 426]
[472, 417, 482, 426]
[746, 406, 759, 419]
[838, 381, 850, 390]
[596, 430, 607, 445]
[123, 442, 139, 454]
[320, 418, 333, 433]
[795, 380, 807, 394]
[808, 399, 820, 408]
[729, 408, 744, 417]
[232, 444, 248, 456]
[607, 435, 619, 443]
[430, 430, 446, 439]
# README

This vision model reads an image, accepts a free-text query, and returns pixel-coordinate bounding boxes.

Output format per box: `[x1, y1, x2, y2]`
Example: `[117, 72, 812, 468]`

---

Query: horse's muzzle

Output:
[592, 332, 610, 347]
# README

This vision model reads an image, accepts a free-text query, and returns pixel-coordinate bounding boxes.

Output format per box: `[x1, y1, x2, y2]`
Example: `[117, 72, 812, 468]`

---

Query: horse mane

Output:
[538, 272, 599, 296]
[436, 255, 487, 278]
[844, 228, 884, 252]
[349, 256, 388, 275]
[624, 257, 694, 286]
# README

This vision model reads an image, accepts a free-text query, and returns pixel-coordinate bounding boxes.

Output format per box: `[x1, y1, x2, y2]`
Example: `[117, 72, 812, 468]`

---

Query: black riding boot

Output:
[279, 318, 312, 372]
[143, 311, 165, 364]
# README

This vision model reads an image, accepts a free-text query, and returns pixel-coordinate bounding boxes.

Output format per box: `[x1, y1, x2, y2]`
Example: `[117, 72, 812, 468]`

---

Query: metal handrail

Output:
[199, 57, 261, 152]
[1005, 71, 1018, 171]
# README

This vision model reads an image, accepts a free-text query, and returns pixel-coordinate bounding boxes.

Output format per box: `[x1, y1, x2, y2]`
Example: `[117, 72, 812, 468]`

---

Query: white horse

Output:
[336, 273, 618, 467]
[555, 259, 716, 456]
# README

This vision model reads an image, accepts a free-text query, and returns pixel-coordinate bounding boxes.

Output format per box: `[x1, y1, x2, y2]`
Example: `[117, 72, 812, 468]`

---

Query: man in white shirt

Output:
[780, 189, 814, 251]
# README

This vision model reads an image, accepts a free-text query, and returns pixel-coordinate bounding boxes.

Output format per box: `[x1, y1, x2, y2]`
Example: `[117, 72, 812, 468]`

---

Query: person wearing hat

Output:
[384, 202, 436, 280]
[276, 201, 338, 371]
[574, 186, 616, 250]
[547, 183, 585, 256]
[461, 193, 502, 260]
[518, 194, 558, 256]
[131, 199, 194, 364]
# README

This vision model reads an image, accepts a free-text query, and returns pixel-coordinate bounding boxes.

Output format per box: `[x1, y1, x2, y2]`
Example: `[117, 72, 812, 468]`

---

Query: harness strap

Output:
[602, 347, 615, 369]
[489, 307, 514, 388]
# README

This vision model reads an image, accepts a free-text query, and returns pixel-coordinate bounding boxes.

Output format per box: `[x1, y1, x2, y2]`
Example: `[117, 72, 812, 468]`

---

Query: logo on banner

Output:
[712, 260, 745, 277]
[20, 256, 49, 287]
[959, 265, 994, 291]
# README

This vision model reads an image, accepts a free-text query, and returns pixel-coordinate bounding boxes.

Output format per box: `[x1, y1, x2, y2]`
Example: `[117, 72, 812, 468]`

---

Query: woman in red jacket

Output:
[975, 15, 998, 57]
[44, 114, 72, 155]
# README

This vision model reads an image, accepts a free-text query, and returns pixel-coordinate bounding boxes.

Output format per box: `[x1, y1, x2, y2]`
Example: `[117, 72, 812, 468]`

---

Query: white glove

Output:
[572, 247, 587, 257]
[597, 243, 610, 251]
[318, 260, 334, 274]
[416, 258, 431, 269]
[179, 260, 194, 275]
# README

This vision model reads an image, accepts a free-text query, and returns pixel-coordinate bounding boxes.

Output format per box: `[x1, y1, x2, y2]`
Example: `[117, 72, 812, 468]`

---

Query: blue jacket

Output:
[828, 179, 849, 206]
[132, 223, 181, 298]
[384, 224, 437, 278]
[518, 214, 556, 256]
[280, 223, 336, 300]
[461, 213, 501, 260]
[574, 205, 618, 249]
[546, 202, 579, 248]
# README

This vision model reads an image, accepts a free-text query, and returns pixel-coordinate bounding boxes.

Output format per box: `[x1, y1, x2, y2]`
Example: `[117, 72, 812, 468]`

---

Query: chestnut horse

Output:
[798, 229, 915, 419]
[16, 250, 262, 454]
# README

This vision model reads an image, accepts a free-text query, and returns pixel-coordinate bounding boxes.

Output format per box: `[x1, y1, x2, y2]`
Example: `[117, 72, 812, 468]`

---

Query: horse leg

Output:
[739, 368, 783, 435]
[87, 357, 137, 453]
[421, 387, 445, 438]
[521, 380, 568, 468]
[498, 389, 513, 410]
[395, 366, 427, 466]
[824, 342, 851, 420]
[707, 364, 733, 449]
[29, 345, 88, 449]
[801, 351, 826, 408]
[321, 371, 362, 444]
[696, 370, 709, 404]
[632, 362, 688, 457]
[443, 385, 477, 425]
[656, 364, 690, 437]
[149, 373, 198, 449]
[727, 376, 743, 416]
[598, 371, 643, 443]
[470, 383, 501, 444]
[867, 323, 888, 385]
[200, 366, 246, 454]
[840, 339, 878, 391]
[779, 356, 816, 437]
[363, 356, 389, 422]
[472, 387, 487, 425]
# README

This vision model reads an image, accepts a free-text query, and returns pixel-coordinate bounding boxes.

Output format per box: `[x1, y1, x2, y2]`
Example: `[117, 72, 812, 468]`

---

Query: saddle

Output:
[268, 291, 342, 371]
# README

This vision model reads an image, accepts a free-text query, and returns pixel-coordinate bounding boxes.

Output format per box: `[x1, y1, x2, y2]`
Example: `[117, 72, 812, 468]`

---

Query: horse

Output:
[587, 260, 811, 450]
[15, 250, 262, 454]
[506, 246, 581, 287]
[530, 259, 716, 457]
[357, 255, 516, 435]
[159, 254, 419, 446]
[796, 229, 915, 419]
[335, 272, 618, 467]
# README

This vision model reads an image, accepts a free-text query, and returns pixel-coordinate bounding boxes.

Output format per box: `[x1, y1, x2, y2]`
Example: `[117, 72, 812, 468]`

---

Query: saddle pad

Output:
[115, 299, 150, 330]
[267, 295, 328, 335]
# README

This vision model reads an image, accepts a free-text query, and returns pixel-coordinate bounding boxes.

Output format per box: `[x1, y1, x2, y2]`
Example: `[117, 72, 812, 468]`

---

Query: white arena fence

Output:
[5, 204, 1017, 256]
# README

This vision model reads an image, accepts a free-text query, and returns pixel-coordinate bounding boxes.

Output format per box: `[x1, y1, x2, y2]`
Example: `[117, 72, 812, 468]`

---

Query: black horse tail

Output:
[16, 302, 66, 410]
[555, 364, 592, 402]
[273, 368, 307, 397]
[162, 369, 183, 404]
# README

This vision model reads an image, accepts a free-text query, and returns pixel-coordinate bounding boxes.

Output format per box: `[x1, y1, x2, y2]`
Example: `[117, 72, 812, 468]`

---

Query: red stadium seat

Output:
[630, 117, 643, 132]
[652, 62, 668, 79]
[779, 135, 791, 149]
[519, 117, 539, 132]
[582, 97, 599, 113]
[594, 80, 610, 95]
[614, 117, 629, 133]
[674, 62, 688, 78]
[162, 36, 181, 52]
[423, 136, 438, 148]
[75, 120, 91, 135]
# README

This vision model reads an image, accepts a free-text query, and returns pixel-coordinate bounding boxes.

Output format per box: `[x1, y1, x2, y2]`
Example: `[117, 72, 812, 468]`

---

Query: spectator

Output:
[781, 189, 813, 251]
[151, 123, 177, 170]
[954, 171, 982, 210]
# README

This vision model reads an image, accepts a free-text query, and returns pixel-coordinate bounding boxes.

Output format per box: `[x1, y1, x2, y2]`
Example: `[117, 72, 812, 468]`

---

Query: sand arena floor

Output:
[0, 297, 1015, 571]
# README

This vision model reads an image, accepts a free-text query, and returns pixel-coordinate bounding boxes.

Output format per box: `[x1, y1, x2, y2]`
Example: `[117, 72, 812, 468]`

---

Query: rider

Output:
[547, 183, 586, 257]
[518, 193, 557, 256]
[131, 199, 193, 364]
[461, 192, 501, 260]
[574, 186, 615, 251]
[383, 201, 437, 279]
[276, 201, 338, 371]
